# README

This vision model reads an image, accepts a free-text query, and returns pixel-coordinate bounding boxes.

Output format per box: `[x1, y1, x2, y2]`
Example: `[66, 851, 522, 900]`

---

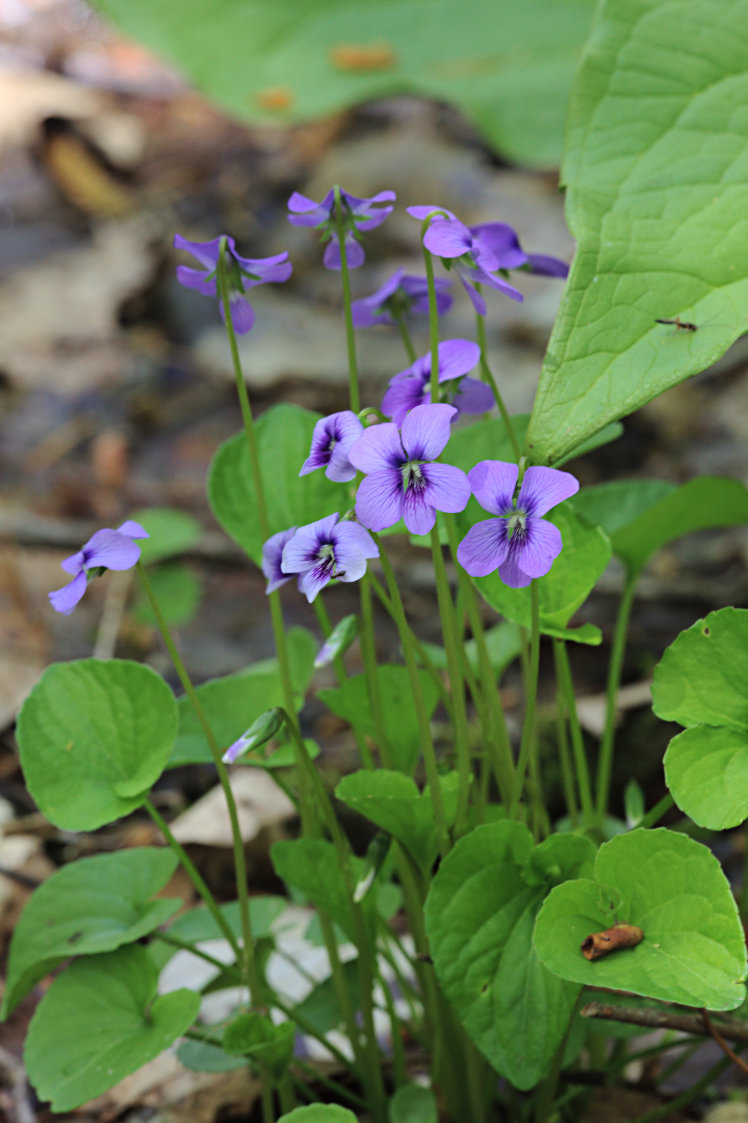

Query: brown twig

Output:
[701, 1008, 748, 1078]
[582, 1001, 748, 1043]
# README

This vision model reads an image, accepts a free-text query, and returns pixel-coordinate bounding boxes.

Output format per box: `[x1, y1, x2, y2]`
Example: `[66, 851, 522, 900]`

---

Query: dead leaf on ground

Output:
[170, 770, 295, 848]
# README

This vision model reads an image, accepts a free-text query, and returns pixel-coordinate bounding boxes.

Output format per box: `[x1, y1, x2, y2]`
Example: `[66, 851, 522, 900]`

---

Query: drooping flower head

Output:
[300, 411, 364, 483]
[49, 520, 149, 615]
[457, 462, 579, 588]
[280, 513, 379, 603]
[469, 223, 568, 278]
[381, 339, 492, 425]
[287, 187, 395, 270]
[349, 403, 471, 536]
[174, 234, 292, 334]
[407, 205, 523, 315]
[351, 268, 452, 328]
[262, 527, 299, 594]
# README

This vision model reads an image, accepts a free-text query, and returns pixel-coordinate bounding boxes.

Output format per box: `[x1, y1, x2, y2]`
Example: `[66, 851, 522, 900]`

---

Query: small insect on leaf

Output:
[581, 923, 644, 961]
[654, 317, 698, 332]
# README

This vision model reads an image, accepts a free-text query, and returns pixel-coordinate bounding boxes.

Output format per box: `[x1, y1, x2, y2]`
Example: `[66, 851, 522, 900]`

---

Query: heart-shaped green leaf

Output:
[526, 0, 748, 465]
[208, 404, 350, 568]
[277, 1107, 357, 1123]
[534, 828, 746, 1010]
[17, 659, 177, 830]
[24, 945, 200, 1111]
[2, 848, 179, 1019]
[425, 821, 595, 1089]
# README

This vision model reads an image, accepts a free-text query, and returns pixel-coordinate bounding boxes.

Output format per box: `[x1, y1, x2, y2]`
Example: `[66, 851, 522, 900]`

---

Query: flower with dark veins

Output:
[351, 268, 452, 328]
[174, 234, 292, 334]
[349, 403, 470, 536]
[300, 411, 364, 483]
[287, 187, 395, 269]
[457, 462, 579, 588]
[280, 514, 379, 603]
[262, 527, 299, 594]
[49, 520, 149, 614]
[381, 338, 491, 425]
[407, 205, 523, 315]
[469, 223, 569, 278]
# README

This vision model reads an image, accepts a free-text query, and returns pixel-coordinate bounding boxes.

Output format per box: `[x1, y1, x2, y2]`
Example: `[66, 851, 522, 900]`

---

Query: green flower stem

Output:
[152, 929, 243, 979]
[509, 580, 541, 821]
[278, 1074, 296, 1116]
[367, 571, 452, 717]
[333, 185, 360, 413]
[137, 568, 259, 999]
[429, 522, 472, 833]
[217, 240, 314, 834]
[474, 300, 521, 460]
[392, 308, 418, 363]
[359, 577, 391, 767]
[553, 640, 595, 824]
[422, 243, 441, 401]
[313, 594, 376, 769]
[377, 540, 450, 852]
[271, 994, 353, 1069]
[144, 800, 241, 961]
[596, 569, 638, 823]
[378, 958, 407, 1088]
[291, 1059, 369, 1113]
[554, 691, 579, 828]
[639, 792, 674, 829]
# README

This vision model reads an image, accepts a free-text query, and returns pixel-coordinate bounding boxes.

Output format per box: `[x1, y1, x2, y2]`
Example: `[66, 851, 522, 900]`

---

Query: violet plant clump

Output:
[14, 142, 748, 1123]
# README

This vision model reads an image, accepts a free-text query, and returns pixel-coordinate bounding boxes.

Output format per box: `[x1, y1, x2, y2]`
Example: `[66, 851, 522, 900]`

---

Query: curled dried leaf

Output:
[581, 923, 643, 961]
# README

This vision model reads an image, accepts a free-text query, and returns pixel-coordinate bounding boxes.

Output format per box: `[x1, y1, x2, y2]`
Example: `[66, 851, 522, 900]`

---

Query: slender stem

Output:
[553, 640, 595, 824]
[137, 570, 259, 998]
[627, 1057, 731, 1123]
[333, 185, 360, 413]
[152, 929, 243, 979]
[392, 309, 417, 363]
[554, 690, 578, 828]
[422, 244, 441, 401]
[143, 800, 240, 959]
[509, 580, 541, 820]
[314, 594, 376, 768]
[377, 541, 449, 852]
[292, 1058, 369, 1113]
[359, 577, 389, 767]
[475, 301, 520, 459]
[639, 792, 674, 829]
[596, 570, 638, 822]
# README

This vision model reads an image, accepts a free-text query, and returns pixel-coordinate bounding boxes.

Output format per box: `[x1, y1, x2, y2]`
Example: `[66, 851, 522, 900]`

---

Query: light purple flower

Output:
[262, 527, 298, 594]
[381, 338, 492, 425]
[469, 223, 568, 278]
[348, 403, 471, 536]
[280, 514, 379, 603]
[287, 187, 395, 270]
[300, 411, 364, 483]
[351, 268, 453, 328]
[174, 234, 292, 334]
[457, 462, 579, 588]
[49, 520, 149, 614]
[407, 205, 523, 315]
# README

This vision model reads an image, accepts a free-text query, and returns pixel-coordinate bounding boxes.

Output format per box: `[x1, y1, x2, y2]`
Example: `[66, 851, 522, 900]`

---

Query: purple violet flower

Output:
[300, 411, 364, 483]
[280, 513, 379, 603]
[49, 520, 149, 615]
[381, 338, 492, 425]
[457, 462, 579, 588]
[262, 527, 299, 594]
[287, 187, 395, 270]
[407, 205, 523, 315]
[174, 234, 292, 334]
[469, 223, 568, 278]
[348, 403, 471, 536]
[351, 268, 452, 328]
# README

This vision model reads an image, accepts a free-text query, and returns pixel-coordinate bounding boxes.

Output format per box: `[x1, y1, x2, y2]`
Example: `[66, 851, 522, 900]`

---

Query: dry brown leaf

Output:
[170, 770, 295, 847]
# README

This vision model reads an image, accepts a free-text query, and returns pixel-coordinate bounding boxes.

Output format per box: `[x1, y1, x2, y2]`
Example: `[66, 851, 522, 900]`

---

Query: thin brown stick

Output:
[701, 1008, 748, 1077]
[582, 1001, 748, 1043]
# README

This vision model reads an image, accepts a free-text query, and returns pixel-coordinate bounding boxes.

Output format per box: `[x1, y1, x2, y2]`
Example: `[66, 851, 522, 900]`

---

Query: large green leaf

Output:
[17, 659, 177, 830]
[526, 0, 748, 465]
[209, 405, 350, 568]
[653, 608, 748, 828]
[24, 945, 200, 1112]
[2, 848, 179, 1019]
[90, 0, 595, 169]
[534, 829, 746, 1010]
[425, 821, 595, 1089]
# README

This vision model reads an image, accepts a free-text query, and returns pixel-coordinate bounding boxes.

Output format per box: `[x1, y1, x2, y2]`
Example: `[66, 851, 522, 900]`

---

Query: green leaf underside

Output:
[420, 621, 522, 677]
[24, 945, 200, 1112]
[527, 0, 748, 465]
[208, 405, 350, 568]
[652, 608, 748, 731]
[17, 659, 177, 830]
[178, 1039, 246, 1072]
[90, 0, 595, 168]
[170, 627, 316, 766]
[2, 848, 179, 1020]
[534, 829, 746, 1010]
[335, 770, 460, 870]
[318, 664, 440, 775]
[425, 821, 595, 1089]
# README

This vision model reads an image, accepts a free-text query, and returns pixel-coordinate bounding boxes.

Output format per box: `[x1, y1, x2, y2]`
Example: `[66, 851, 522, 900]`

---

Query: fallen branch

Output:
[581, 1001, 748, 1043]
